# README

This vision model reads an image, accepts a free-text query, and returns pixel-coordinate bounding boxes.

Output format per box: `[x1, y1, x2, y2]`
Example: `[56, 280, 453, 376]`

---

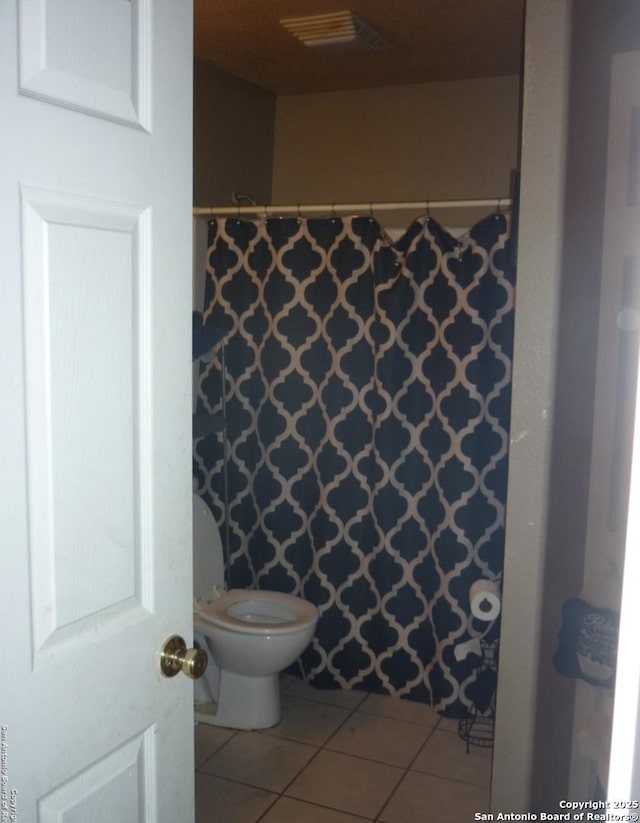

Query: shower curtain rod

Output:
[193, 197, 512, 218]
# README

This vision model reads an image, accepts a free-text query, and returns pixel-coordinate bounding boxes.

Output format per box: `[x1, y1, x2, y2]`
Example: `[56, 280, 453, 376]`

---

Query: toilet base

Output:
[195, 671, 281, 730]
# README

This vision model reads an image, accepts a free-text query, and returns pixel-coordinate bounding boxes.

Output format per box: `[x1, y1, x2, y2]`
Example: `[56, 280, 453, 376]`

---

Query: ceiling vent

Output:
[280, 11, 393, 50]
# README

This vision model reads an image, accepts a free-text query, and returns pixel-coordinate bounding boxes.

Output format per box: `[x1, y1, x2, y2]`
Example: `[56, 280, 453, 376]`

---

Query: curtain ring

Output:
[297, 204, 301, 219]
[496, 198, 502, 213]
[369, 201, 374, 218]
[425, 199, 431, 217]
[264, 205, 269, 219]
[331, 202, 336, 218]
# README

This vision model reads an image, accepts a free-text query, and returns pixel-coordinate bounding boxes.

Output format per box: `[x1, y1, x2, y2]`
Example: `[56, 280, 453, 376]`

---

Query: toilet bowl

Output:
[192, 493, 318, 730]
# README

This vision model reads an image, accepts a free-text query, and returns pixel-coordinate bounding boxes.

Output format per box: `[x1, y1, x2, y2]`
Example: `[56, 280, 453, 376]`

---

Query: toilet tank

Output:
[193, 493, 225, 600]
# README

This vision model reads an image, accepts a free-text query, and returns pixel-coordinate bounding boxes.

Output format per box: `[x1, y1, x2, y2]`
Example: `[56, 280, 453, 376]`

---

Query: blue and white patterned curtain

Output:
[194, 213, 515, 715]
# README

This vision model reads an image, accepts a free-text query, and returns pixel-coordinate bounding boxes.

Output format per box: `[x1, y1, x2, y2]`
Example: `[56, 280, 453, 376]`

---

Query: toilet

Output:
[192, 493, 319, 729]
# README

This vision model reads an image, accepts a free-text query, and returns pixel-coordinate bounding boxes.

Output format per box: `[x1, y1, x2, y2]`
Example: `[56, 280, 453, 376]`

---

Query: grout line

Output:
[196, 765, 297, 797]
[194, 725, 239, 771]
[254, 793, 280, 823]
[281, 693, 368, 710]
[371, 724, 439, 822]
[280, 684, 369, 711]
[404, 766, 492, 791]
[195, 770, 281, 801]
[319, 745, 411, 772]
[351, 707, 441, 729]
[376, 761, 407, 822]
[256, 794, 375, 823]
[408, 722, 439, 768]
[275, 742, 324, 796]
[278, 675, 296, 694]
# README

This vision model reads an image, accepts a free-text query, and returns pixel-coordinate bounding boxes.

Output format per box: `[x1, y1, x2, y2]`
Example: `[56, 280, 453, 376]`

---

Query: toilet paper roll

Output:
[454, 638, 482, 661]
[469, 579, 501, 621]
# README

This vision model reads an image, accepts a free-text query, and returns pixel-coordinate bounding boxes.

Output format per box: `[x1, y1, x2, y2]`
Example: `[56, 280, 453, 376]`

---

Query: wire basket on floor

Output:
[458, 638, 498, 752]
[458, 712, 494, 752]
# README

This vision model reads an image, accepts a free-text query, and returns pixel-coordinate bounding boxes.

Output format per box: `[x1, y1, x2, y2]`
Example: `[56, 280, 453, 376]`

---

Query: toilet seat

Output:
[196, 589, 318, 636]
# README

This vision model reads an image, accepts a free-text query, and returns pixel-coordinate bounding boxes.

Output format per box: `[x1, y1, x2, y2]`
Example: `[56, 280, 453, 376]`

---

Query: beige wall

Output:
[192, 66, 520, 225]
[272, 75, 521, 227]
[193, 60, 276, 309]
[533, 0, 640, 807]
[492, 0, 572, 810]
[193, 60, 275, 207]
[495, 0, 640, 811]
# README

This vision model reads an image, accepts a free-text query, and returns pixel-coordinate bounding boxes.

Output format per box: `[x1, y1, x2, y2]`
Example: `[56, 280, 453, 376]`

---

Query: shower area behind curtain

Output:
[193, 212, 515, 716]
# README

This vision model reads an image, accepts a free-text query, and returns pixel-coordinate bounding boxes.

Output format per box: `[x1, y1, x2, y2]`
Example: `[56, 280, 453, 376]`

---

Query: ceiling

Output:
[193, 0, 526, 95]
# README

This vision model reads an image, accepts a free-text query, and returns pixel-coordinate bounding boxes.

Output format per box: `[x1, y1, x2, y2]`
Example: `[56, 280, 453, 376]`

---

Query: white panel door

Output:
[0, 1, 194, 821]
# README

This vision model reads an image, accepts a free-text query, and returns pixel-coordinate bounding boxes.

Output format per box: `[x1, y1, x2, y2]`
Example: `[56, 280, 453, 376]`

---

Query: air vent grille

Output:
[280, 11, 393, 50]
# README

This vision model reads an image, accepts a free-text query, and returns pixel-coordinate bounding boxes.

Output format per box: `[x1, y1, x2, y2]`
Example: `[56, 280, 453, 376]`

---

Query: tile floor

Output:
[194, 676, 492, 823]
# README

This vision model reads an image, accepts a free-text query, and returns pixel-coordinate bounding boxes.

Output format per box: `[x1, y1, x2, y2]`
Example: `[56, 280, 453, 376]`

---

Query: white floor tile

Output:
[194, 690, 496, 822]
[265, 694, 352, 746]
[326, 711, 432, 767]
[378, 770, 490, 823]
[436, 714, 462, 734]
[195, 772, 276, 823]
[194, 722, 236, 769]
[199, 730, 317, 793]
[412, 728, 492, 788]
[358, 693, 440, 727]
[285, 749, 403, 819]
[260, 796, 372, 823]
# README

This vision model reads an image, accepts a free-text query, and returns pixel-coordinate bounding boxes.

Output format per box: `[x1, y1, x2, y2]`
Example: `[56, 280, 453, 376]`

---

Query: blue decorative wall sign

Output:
[553, 598, 620, 688]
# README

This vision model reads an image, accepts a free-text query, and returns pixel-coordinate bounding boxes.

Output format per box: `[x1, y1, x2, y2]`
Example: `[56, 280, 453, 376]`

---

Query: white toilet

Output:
[192, 493, 319, 729]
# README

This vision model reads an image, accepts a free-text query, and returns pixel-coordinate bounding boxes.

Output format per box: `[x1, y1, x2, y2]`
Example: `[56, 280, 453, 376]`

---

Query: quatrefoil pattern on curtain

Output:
[194, 213, 515, 715]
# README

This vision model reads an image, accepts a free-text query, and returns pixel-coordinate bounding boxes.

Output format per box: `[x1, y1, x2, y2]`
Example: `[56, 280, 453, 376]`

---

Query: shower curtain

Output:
[194, 212, 515, 715]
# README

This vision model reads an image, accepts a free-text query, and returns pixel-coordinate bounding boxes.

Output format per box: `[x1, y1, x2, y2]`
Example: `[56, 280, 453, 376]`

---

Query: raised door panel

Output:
[18, 0, 151, 128]
[21, 187, 154, 666]
[39, 729, 157, 823]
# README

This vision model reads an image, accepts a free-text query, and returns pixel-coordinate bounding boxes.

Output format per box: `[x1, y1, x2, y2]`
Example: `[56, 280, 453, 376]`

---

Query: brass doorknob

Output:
[160, 635, 208, 679]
